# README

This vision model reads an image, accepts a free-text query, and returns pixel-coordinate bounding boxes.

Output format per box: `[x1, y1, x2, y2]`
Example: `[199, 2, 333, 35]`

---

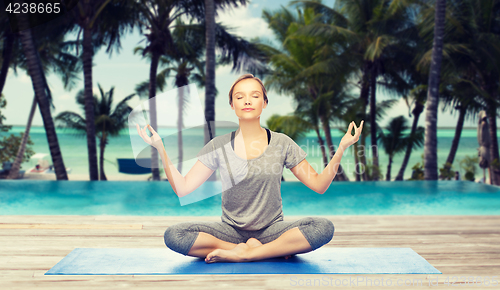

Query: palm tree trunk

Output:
[320, 115, 349, 181]
[395, 102, 423, 180]
[0, 32, 14, 95]
[314, 125, 328, 168]
[99, 134, 107, 181]
[441, 105, 466, 178]
[18, 15, 68, 180]
[386, 155, 393, 181]
[6, 95, 36, 179]
[354, 143, 361, 181]
[424, 0, 446, 180]
[149, 51, 160, 181]
[205, 0, 216, 181]
[83, 26, 99, 180]
[369, 68, 379, 180]
[359, 69, 370, 181]
[177, 83, 184, 174]
[486, 107, 500, 185]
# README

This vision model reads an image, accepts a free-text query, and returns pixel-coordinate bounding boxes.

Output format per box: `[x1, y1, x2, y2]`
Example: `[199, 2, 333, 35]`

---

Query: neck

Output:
[236, 119, 265, 140]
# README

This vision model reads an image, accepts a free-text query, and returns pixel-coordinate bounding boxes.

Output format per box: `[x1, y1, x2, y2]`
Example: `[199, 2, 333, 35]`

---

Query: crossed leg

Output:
[169, 217, 333, 263]
[187, 231, 303, 262]
[205, 227, 312, 263]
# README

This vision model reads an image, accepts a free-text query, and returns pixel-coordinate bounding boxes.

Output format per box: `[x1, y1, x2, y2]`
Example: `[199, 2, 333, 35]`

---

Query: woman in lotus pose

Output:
[136, 74, 363, 263]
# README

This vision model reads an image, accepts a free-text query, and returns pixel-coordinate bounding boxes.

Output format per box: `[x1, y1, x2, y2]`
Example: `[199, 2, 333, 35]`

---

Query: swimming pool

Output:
[0, 181, 499, 215]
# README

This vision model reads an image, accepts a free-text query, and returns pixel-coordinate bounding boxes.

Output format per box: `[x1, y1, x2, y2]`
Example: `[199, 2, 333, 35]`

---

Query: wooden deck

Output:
[0, 215, 499, 289]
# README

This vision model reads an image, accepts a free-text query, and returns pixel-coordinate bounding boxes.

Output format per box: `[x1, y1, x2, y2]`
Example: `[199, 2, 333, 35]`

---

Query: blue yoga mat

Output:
[45, 248, 441, 275]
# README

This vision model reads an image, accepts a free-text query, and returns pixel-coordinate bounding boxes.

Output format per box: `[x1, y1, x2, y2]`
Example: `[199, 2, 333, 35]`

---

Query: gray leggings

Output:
[164, 217, 334, 256]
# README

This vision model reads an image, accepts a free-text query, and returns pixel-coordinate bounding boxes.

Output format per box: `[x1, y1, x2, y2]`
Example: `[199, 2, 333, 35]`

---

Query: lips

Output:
[242, 108, 254, 111]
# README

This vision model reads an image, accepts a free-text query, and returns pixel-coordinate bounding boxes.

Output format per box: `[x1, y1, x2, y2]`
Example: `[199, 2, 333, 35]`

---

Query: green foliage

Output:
[378, 115, 425, 158]
[0, 94, 35, 164]
[409, 162, 424, 180]
[409, 154, 425, 180]
[439, 162, 455, 180]
[365, 158, 383, 180]
[460, 155, 478, 181]
[491, 158, 500, 170]
[0, 133, 35, 164]
[0, 94, 12, 133]
[266, 114, 311, 141]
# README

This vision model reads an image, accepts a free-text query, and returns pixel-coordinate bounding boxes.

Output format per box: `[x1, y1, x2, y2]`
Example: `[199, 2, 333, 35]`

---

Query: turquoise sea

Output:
[1, 126, 496, 181]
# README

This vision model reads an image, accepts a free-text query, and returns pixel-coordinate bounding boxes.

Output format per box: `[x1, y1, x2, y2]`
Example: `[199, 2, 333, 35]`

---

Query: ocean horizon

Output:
[1, 125, 496, 181]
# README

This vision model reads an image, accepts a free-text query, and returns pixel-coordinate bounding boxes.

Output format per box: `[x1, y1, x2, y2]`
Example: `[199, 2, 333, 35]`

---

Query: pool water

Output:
[0, 181, 499, 215]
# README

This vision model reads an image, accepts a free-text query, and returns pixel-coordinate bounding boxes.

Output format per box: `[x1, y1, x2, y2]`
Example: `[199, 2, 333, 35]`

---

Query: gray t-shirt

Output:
[196, 130, 307, 230]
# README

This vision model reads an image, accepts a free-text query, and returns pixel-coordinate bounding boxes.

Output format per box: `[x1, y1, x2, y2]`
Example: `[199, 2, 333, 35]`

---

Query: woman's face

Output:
[230, 79, 267, 120]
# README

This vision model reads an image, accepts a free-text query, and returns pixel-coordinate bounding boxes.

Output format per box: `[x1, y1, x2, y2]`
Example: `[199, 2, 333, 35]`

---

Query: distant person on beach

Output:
[136, 74, 364, 263]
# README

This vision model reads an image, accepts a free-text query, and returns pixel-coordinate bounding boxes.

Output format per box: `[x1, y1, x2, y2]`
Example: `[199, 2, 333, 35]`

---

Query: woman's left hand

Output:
[339, 120, 364, 151]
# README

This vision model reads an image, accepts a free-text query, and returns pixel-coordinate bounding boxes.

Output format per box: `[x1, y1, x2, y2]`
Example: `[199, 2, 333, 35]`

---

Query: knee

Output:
[320, 217, 334, 239]
[314, 217, 334, 246]
[163, 225, 178, 250]
[164, 224, 194, 255]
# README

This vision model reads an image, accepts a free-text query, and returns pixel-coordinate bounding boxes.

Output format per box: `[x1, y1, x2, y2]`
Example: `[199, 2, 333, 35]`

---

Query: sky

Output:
[1, 0, 484, 129]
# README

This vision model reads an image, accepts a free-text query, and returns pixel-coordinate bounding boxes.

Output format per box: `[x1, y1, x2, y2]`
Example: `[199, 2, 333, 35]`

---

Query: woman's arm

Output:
[290, 121, 364, 194]
[290, 149, 344, 194]
[137, 124, 214, 197]
[157, 146, 214, 197]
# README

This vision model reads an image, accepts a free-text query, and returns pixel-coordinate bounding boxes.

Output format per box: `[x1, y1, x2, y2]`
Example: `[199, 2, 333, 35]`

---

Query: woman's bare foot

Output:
[205, 242, 250, 263]
[247, 238, 292, 260]
[246, 238, 262, 248]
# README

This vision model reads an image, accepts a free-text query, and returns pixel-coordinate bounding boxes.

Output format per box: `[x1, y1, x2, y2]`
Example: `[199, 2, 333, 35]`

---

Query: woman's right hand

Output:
[136, 123, 164, 150]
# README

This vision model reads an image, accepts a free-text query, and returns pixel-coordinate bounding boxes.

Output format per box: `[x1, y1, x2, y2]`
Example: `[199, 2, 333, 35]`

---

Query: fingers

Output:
[136, 123, 144, 138]
[357, 120, 364, 135]
[147, 124, 155, 135]
[347, 120, 364, 140]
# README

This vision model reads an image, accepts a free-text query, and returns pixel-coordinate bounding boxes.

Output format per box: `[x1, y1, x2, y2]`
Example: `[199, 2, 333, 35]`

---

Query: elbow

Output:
[316, 184, 327, 194]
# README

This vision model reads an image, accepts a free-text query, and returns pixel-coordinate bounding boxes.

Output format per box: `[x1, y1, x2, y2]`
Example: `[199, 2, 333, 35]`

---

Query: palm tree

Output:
[378, 116, 424, 181]
[204, 0, 216, 146]
[63, 0, 139, 180]
[6, 19, 82, 180]
[55, 84, 136, 180]
[423, 0, 446, 180]
[0, 19, 16, 96]
[134, 0, 259, 180]
[438, 81, 482, 179]
[262, 6, 351, 181]
[421, 0, 500, 184]
[294, 90, 329, 169]
[337, 97, 368, 181]
[15, 12, 68, 180]
[156, 20, 205, 174]
[294, 0, 417, 181]
[266, 114, 311, 181]
[133, 0, 266, 180]
[395, 85, 426, 180]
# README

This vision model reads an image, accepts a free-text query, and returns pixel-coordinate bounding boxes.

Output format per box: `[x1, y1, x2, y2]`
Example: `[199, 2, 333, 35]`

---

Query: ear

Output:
[263, 100, 268, 109]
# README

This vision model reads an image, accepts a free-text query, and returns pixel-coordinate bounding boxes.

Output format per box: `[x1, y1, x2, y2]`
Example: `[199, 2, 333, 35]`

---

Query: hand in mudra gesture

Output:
[339, 120, 364, 151]
[136, 124, 164, 149]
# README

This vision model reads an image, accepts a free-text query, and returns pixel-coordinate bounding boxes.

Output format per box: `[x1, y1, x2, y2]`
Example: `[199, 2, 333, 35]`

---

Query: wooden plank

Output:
[0, 224, 143, 229]
[0, 215, 498, 290]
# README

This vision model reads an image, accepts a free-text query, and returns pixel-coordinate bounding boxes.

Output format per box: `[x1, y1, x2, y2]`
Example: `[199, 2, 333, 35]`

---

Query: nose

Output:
[245, 98, 251, 105]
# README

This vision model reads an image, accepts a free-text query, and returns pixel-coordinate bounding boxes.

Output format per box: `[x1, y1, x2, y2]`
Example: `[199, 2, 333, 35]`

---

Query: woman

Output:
[136, 74, 363, 263]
